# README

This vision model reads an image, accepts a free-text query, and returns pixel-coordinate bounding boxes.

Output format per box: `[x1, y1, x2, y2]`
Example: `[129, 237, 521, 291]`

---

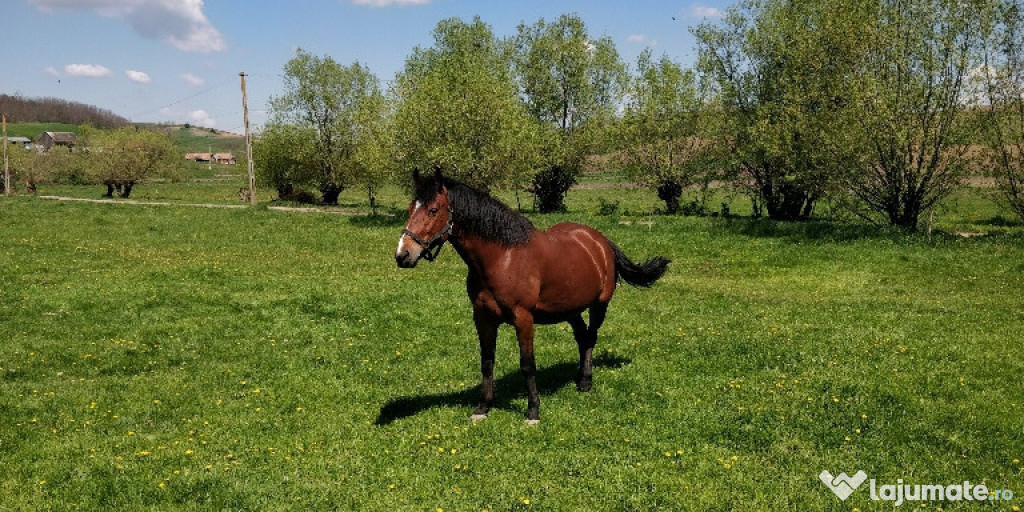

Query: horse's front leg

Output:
[471, 308, 498, 421]
[513, 310, 540, 425]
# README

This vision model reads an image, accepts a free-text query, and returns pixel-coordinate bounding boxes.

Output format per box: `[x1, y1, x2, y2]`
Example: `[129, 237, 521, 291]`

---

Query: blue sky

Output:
[1, 0, 729, 134]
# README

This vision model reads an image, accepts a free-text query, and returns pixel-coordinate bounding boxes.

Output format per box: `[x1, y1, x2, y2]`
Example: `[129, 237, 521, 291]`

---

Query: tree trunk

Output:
[120, 182, 134, 198]
[761, 178, 816, 221]
[321, 183, 343, 205]
[276, 182, 294, 200]
[657, 180, 683, 214]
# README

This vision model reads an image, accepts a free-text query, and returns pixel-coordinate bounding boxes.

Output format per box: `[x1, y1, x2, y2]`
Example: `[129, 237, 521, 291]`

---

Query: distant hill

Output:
[0, 93, 129, 129]
[143, 123, 247, 153]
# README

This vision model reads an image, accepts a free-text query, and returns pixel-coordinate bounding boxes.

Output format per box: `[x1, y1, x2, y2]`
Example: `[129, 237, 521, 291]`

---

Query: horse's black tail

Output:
[610, 242, 670, 288]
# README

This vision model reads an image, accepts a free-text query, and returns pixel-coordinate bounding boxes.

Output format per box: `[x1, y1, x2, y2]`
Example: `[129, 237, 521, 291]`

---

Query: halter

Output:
[401, 204, 454, 262]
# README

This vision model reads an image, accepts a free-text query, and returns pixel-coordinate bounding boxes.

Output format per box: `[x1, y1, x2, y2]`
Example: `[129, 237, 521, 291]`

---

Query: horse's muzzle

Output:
[395, 249, 419, 268]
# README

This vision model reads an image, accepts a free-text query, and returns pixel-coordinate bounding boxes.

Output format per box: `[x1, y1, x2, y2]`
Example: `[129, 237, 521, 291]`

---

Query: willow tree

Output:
[86, 126, 178, 198]
[620, 50, 708, 214]
[253, 123, 316, 200]
[391, 17, 541, 192]
[839, 0, 987, 229]
[514, 14, 627, 212]
[269, 49, 381, 205]
[983, 0, 1024, 223]
[695, 0, 866, 220]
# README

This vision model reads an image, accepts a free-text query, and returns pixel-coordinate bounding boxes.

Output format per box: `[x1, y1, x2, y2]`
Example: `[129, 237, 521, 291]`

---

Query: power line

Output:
[130, 75, 236, 119]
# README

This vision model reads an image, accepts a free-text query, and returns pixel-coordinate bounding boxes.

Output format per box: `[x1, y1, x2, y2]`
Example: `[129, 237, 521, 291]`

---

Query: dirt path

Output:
[37, 195, 391, 216]
[39, 195, 250, 209]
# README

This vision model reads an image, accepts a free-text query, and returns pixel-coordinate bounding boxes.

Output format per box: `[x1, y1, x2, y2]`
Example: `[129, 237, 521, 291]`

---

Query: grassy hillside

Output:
[4, 122, 246, 155]
[152, 124, 247, 154]
[3, 122, 81, 139]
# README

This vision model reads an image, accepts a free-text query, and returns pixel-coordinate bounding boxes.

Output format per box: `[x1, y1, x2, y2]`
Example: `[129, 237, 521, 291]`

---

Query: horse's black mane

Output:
[415, 178, 535, 246]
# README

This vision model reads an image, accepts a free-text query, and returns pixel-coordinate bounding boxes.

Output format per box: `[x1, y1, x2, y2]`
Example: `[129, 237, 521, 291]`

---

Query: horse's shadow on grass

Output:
[375, 353, 630, 425]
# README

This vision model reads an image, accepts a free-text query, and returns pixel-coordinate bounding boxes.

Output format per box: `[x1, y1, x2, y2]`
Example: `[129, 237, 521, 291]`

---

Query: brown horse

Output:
[395, 169, 669, 424]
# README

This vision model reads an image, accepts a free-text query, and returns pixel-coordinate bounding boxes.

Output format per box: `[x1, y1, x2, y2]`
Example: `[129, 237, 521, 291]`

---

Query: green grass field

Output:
[2, 180, 1023, 510]
[4, 122, 81, 139]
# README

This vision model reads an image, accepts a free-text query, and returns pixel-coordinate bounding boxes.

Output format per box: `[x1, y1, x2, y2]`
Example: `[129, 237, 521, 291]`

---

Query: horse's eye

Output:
[429, 208, 439, 216]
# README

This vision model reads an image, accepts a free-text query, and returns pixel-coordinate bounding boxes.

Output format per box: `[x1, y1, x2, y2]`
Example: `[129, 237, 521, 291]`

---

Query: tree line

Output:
[4, 126, 178, 198]
[256, 14, 627, 214]
[7, 2, 1024, 229]
[0, 94, 129, 129]
[255, 1, 1024, 229]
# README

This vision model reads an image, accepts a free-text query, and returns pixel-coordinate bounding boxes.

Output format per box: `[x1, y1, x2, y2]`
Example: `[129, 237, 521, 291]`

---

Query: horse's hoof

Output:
[525, 418, 540, 426]
[470, 413, 488, 422]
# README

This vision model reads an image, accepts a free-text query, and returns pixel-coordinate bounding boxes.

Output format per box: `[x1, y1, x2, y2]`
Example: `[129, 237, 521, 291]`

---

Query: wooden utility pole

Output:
[240, 72, 257, 205]
[3, 114, 9, 196]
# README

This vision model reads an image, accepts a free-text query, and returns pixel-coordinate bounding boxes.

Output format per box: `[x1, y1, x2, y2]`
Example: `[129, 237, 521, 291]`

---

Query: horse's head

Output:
[395, 167, 454, 268]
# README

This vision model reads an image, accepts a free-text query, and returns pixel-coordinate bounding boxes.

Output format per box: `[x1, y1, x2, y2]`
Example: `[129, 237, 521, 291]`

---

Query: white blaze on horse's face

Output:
[395, 201, 424, 266]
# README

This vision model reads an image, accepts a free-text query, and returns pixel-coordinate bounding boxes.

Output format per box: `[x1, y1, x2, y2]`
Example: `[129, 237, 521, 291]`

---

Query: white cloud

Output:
[181, 73, 205, 87]
[188, 109, 216, 128]
[30, 0, 226, 53]
[65, 64, 112, 77]
[351, 0, 430, 6]
[627, 34, 648, 44]
[688, 5, 724, 19]
[44, 66, 61, 78]
[126, 70, 152, 83]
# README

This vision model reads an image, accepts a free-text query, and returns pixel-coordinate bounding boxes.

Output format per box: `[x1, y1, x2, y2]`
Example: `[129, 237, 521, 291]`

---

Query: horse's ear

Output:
[433, 166, 444, 193]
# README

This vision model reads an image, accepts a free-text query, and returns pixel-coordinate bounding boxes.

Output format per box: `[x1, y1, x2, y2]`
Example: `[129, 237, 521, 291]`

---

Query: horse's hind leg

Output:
[572, 302, 607, 392]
